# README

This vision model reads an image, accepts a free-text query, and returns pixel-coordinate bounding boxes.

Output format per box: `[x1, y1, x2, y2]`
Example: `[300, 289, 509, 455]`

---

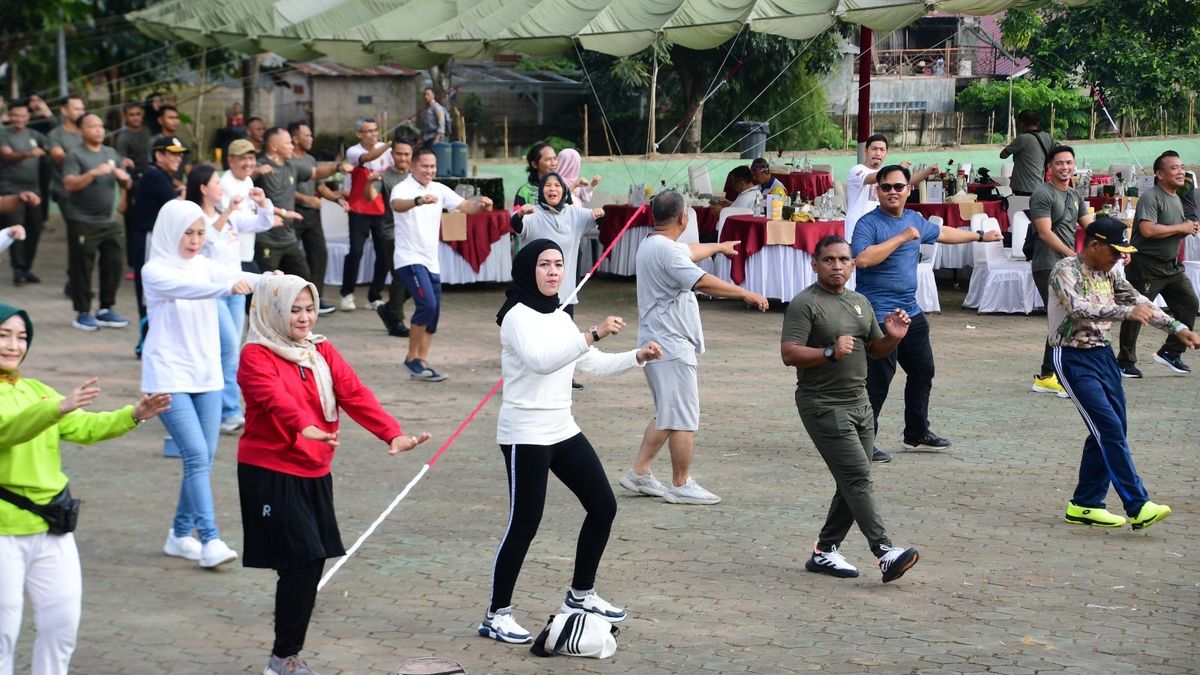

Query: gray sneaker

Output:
[619, 470, 667, 497]
[662, 477, 721, 505]
[265, 654, 318, 675]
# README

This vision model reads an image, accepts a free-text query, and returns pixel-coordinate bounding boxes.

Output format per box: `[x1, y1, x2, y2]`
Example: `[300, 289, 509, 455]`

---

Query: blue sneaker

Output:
[72, 313, 100, 332]
[404, 358, 447, 382]
[95, 308, 130, 328]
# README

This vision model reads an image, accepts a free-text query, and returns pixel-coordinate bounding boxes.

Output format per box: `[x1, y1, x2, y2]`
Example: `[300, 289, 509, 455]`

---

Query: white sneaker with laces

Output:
[877, 544, 919, 583]
[366, 299, 386, 310]
[619, 470, 667, 497]
[662, 476, 721, 505]
[477, 607, 532, 643]
[561, 588, 627, 623]
[264, 653, 318, 675]
[339, 294, 356, 311]
[220, 415, 245, 435]
[804, 543, 860, 578]
[163, 529, 202, 561]
[199, 538, 239, 568]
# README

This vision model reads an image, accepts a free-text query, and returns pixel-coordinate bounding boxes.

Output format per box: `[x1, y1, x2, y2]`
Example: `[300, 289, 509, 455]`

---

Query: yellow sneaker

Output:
[1032, 373, 1068, 398]
[1130, 501, 1172, 531]
[1064, 501, 1126, 528]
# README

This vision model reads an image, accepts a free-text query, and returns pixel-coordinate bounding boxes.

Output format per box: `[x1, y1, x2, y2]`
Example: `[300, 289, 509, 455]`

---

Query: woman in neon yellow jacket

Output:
[0, 302, 170, 675]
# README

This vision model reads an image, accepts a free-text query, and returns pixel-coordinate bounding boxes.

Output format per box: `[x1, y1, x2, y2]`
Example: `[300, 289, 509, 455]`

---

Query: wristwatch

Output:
[823, 345, 837, 362]
[590, 326, 602, 342]
[976, 230, 985, 242]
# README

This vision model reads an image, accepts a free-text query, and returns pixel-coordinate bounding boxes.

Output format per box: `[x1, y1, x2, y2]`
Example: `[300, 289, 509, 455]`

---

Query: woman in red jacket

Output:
[236, 274, 431, 675]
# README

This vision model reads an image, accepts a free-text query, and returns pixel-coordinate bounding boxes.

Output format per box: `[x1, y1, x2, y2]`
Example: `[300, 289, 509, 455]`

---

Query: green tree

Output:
[957, 79, 1091, 140]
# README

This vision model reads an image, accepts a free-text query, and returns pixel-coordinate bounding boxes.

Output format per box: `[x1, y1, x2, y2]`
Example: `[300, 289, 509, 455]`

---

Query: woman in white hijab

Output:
[141, 199, 270, 569]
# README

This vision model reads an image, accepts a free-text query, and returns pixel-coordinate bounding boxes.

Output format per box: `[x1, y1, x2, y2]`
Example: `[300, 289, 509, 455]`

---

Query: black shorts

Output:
[238, 463, 345, 570]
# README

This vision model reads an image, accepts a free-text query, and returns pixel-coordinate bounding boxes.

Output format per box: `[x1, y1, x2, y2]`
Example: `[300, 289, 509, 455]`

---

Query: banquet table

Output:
[597, 204, 718, 276]
[437, 175, 505, 207]
[910, 201, 1010, 231]
[771, 170, 834, 201]
[714, 215, 845, 300]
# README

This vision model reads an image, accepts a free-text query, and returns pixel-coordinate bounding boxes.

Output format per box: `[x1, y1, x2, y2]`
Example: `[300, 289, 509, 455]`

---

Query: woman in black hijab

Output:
[478, 239, 661, 645]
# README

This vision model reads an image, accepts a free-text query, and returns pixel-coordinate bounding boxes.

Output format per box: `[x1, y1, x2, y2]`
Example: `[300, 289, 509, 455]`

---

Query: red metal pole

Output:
[857, 26, 873, 164]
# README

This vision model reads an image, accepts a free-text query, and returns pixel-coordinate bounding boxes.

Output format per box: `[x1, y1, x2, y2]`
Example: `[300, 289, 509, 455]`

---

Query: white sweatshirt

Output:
[0, 228, 13, 254]
[219, 171, 259, 262]
[497, 303, 643, 446]
[201, 200, 275, 271]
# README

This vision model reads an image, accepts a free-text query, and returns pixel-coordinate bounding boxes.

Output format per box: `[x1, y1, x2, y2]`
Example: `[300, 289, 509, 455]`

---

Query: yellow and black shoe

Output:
[1064, 501, 1126, 528]
[1130, 501, 1172, 531]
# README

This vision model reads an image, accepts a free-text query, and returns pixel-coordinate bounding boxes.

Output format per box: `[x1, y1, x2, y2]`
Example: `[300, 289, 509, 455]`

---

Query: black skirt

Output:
[238, 463, 345, 570]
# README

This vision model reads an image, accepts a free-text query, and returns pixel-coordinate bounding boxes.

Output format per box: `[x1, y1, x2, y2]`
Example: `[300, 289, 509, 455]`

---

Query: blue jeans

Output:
[216, 294, 245, 421]
[160, 391, 223, 543]
[396, 265, 441, 332]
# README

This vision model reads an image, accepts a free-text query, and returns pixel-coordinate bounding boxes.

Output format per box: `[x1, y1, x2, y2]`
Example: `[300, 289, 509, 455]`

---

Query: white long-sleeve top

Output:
[141, 258, 264, 394]
[201, 200, 275, 271]
[219, 171, 260, 262]
[0, 228, 14, 254]
[498, 304, 643, 446]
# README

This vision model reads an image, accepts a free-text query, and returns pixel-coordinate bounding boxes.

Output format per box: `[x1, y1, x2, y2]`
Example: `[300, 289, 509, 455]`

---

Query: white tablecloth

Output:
[597, 226, 651, 276]
[324, 235, 513, 287]
[713, 246, 817, 302]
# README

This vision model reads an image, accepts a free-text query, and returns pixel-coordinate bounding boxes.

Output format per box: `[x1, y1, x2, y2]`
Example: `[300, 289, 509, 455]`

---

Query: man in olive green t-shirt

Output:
[780, 235, 919, 584]
[0, 99, 49, 285]
[253, 127, 311, 280]
[1116, 151, 1199, 376]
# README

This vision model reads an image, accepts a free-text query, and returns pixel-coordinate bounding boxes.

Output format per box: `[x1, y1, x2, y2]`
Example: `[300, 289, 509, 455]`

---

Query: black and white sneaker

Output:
[902, 432, 952, 450]
[561, 588, 627, 623]
[478, 607, 532, 644]
[805, 544, 859, 578]
[877, 544, 919, 583]
[1153, 350, 1191, 374]
[1118, 361, 1143, 378]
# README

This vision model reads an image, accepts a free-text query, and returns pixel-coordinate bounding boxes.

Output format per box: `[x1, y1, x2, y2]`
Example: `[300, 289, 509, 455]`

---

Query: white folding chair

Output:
[832, 180, 848, 210]
[811, 163, 834, 173]
[964, 217, 1042, 313]
[688, 167, 713, 195]
[716, 207, 753, 239]
[680, 208, 701, 244]
[916, 240, 941, 313]
[1001, 162, 1015, 179]
[1108, 163, 1135, 179]
[1007, 195, 1030, 217]
[1009, 210, 1031, 261]
[997, 185, 1013, 197]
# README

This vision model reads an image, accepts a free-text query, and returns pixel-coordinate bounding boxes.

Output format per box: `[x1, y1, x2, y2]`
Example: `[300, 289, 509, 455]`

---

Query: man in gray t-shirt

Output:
[1000, 110, 1054, 195]
[418, 88, 447, 146]
[619, 189, 768, 506]
[1116, 151, 1200, 374]
[253, 127, 311, 281]
[0, 100, 50, 284]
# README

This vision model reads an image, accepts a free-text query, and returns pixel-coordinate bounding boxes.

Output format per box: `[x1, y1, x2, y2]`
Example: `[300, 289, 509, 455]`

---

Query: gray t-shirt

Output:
[46, 126, 83, 199]
[519, 204, 595, 306]
[1003, 131, 1053, 194]
[254, 155, 310, 247]
[1028, 182, 1085, 272]
[289, 153, 317, 199]
[419, 102, 447, 142]
[378, 168, 410, 233]
[781, 284, 883, 413]
[635, 233, 706, 364]
[0, 127, 48, 193]
[1132, 185, 1187, 263]
[63, 144, 122, 224]
[114, 126, 152, 175]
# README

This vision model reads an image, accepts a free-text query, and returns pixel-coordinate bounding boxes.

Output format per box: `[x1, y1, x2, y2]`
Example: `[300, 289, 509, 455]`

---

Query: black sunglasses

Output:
[877, 182, 908, 193]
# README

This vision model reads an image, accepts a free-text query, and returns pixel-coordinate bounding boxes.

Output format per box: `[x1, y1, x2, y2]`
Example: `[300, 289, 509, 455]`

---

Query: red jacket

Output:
[237, 342, 403, 477]
[347, 165, 386, 216]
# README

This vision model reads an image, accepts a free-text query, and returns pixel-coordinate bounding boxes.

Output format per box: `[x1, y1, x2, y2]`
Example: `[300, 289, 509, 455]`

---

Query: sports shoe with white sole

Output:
[163, 529, 202, 561]
[877, 544, 919, 583]
[478, 607, 533, 643]
[662, 477, 721, 505]
[1032, 373, 1069, 398]
[264, 653, 318, 675]
[619, 470, 667, 497]
[561, 588, 627, 623]
[339, 294, 356, 311]
[1153, 350, 1191, 374]
[805, 544, 860, 578]
[220, 415, 245, 435]
[367, 299, 386, 310]
[199, 538, 238, 568]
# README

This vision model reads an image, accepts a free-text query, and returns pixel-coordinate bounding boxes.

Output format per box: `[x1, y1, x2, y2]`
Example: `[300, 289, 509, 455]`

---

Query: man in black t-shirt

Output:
[131, 136, 187, 318]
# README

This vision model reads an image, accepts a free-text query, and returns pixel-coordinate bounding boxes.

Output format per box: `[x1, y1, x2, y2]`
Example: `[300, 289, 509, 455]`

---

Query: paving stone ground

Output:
[5, 228, 1198, 674]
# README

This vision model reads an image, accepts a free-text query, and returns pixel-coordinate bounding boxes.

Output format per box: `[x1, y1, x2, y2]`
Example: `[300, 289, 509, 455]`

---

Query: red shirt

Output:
[237, 342, 403, 477]
[347, 165, 386, 216]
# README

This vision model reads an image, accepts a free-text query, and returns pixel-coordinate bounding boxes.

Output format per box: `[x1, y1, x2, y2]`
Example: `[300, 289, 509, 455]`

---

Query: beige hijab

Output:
[246, 274, 337, 422]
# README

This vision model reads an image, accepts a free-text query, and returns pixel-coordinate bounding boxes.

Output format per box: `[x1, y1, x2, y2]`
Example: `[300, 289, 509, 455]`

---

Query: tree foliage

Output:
[957, 79, 1091, 139]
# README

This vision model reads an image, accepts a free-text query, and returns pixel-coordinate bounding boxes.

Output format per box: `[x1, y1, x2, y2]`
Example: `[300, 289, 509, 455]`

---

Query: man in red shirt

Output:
[339, 117, 394, 312]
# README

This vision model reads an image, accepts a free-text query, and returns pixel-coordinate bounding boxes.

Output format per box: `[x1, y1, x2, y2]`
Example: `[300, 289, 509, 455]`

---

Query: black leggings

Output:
[489, 433, 616, 612]
[273, 559, 325, 658]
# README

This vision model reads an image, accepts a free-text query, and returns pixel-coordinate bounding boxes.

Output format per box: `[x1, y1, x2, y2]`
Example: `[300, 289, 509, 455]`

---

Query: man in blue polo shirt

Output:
[851, 164, 1001, 461]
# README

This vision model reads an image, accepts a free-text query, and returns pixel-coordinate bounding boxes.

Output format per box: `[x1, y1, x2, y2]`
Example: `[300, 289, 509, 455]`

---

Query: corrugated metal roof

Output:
[290, 59, 418, 77]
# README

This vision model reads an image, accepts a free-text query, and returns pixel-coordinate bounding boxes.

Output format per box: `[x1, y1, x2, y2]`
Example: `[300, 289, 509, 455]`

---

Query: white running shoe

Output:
[163, 529, 202, 561]
[561, 588, 627, 623]
[366, 299, 386, 310]
[220, 415, 245, 435]
[199, 538, 239, 568]
[477, 607, 532, 643]
[339, 294, 356, 311]
[662, 477, 721, 505]
[804, 543, 860, 578]
[619, 470, 667, 497]
[877, 544, 919, 583]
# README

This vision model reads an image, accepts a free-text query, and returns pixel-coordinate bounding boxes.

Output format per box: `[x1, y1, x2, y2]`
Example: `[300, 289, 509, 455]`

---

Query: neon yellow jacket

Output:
[0, 377, 137, 535]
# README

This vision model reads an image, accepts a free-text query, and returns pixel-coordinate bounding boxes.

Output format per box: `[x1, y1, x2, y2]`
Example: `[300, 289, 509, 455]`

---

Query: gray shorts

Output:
[644, 358, 700, 431]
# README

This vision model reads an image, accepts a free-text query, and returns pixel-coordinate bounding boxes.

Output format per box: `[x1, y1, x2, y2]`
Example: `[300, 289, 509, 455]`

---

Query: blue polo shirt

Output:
[850, 208, 941, 322]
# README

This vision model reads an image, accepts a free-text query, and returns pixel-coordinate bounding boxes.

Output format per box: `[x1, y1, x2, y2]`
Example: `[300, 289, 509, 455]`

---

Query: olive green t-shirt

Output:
[254, 155, 311, 248]
[288, 153, 317, 198]
[378, 168, 411, 227]
[0, 127, 48, 193]
[46, 126, 83, 200]
[1028, 182, 1085, 272]
[782, 284, 883, 413]
[1131, 185, 1186, 263]
[63, 144, 122, 224]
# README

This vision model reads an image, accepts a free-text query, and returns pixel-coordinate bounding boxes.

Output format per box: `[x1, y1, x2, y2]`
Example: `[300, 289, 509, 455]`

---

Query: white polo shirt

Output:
[389, 176, 465, 275]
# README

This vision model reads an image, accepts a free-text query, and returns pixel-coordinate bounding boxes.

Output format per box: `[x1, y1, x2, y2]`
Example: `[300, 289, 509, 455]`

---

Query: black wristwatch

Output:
[823, 345, 837, 362]
[976, 230, 985, 242]
[590, 326, 601, 342]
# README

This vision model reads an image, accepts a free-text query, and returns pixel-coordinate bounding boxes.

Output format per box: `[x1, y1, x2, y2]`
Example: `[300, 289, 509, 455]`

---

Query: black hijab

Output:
[536, 172, 572, 212]
[496, 239, 564, 326]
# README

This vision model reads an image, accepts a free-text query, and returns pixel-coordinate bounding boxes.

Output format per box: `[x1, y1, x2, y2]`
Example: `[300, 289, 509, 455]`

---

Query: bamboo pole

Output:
[1090, 107, 1096, 140]
[194, 52, 207, 159]
[1189, 93, 1195, 135]
[583, 104, 589, 157]
[956, 111, 963, 146]
[602, 116, 614, 156]
[503, 115, 509, 159]
[988, 111, 994, 141]
[1049, 103, 1055, 136]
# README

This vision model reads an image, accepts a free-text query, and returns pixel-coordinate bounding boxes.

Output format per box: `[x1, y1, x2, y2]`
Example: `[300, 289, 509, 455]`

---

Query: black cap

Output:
[152, 136, 188, 154]
[1085, 217, 1137, 253]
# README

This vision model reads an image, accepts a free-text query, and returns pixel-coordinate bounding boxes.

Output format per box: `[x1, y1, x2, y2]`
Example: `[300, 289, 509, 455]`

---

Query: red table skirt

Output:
[772, 171, 834, 201]
[600, 204, 718, 247]
[719, 215, 845, 285]
[442, 211, 512, 273]
[909, 201, 1010, 231]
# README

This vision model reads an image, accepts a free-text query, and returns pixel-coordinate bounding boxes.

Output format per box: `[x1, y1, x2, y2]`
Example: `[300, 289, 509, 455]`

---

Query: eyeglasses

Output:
[877, 183, 908, 193]
[751, 167, 769, 173]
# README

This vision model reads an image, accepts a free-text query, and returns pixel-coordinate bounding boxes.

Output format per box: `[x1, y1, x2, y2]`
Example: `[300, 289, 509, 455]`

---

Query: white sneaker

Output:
[220, 415, 245, 435]
[199, 538, 239, 568]
[662, 476, 721, 505]
[619, 470, 667, 497]
[163, 529, 202, 561]
[366, 299, 386, 310]
[561, 588, 627, 623]
[477, 607, 532, 643]
[339, 294, 356, 311]
[877, 544, 919, 583]
[804, 543, 860, 578]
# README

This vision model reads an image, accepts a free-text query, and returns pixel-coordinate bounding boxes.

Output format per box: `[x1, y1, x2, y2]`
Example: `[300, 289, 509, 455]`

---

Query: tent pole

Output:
[857, 26, 873, 164]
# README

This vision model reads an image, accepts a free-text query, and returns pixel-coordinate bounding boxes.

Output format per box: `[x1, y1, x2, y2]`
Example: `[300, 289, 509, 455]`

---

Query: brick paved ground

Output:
[5, 229, 1198, 674]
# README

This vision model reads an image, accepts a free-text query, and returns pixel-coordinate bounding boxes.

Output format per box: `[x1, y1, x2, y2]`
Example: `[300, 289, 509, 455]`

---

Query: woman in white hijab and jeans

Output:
[141, 200, 272, 568]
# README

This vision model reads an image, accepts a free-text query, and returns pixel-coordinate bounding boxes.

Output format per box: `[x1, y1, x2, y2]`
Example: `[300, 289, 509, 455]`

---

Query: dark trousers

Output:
[273, 559, 325, 658]
[800, 404, 891, 557]
[489, 433, 617, 613]
[66, 219, 125, 313]
[383, 273, 409, 323]
[1053, 346, 1150, 516]
[293, 206, 327, 297]
[1033, 269, 1055, 376]
[4, 200, 44, 274]
[1116, 261, 1198, 363]
[341, 212, 393, 301]
[866, 312, 934, 441]
[130, 229, 150, 317]
[256, 241, 312, 281]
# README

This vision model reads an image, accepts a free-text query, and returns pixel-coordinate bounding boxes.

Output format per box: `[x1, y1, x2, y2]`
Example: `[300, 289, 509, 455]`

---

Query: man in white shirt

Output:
[389, 147, 493, 381]
[727, 166, 759, 208]
[221, 139, 274, 271]
[340, 117, 395, 311]
[845, 134, 938, 242]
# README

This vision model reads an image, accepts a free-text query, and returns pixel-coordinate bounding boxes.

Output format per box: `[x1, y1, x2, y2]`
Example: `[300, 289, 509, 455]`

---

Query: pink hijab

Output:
[556, 148, 593, 204]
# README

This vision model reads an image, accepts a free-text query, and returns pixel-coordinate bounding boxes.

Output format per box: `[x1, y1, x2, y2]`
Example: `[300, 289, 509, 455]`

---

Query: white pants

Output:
[0, 533, 82, 675]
